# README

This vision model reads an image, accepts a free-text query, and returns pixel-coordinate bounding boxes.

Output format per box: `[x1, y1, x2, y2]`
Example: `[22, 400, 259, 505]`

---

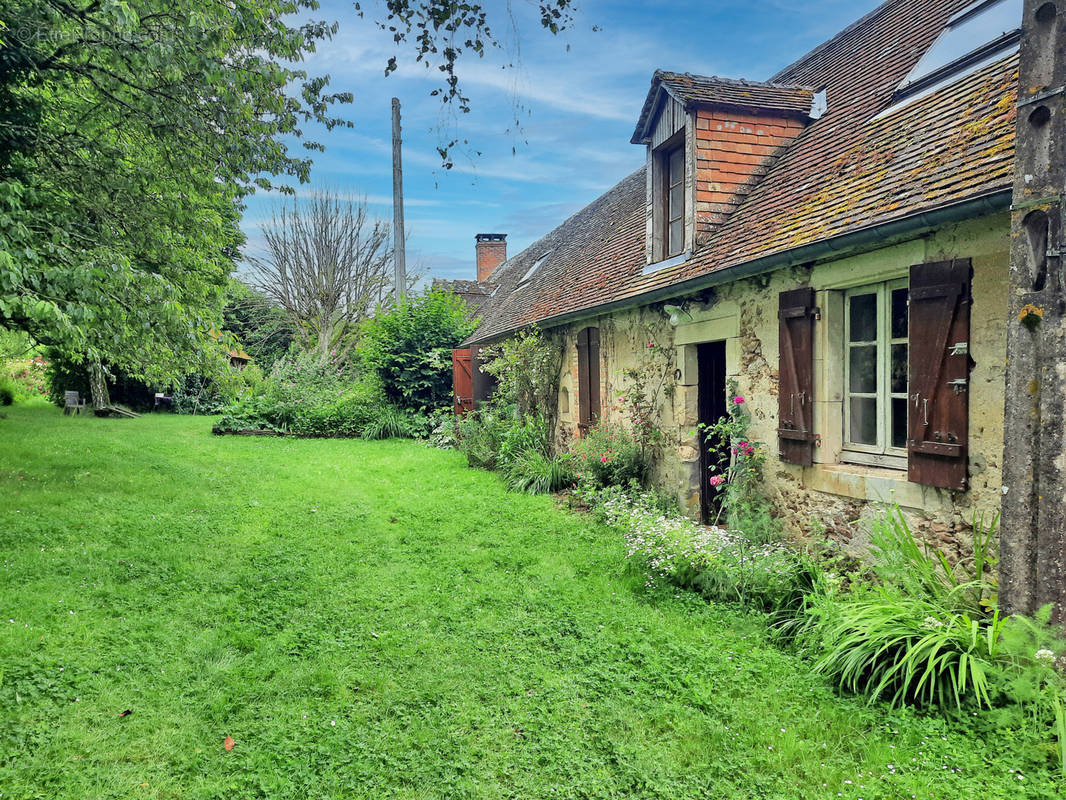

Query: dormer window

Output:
[662, 143, 686, 259]
[632, 72, 813, 271]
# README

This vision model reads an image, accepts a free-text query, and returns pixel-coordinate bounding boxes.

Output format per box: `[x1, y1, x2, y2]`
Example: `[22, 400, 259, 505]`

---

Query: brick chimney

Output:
[475, 233, 507, 281]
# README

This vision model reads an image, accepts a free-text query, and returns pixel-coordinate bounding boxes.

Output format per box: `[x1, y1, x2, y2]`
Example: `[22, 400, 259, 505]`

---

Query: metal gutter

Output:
[465, 190, 1011, 344]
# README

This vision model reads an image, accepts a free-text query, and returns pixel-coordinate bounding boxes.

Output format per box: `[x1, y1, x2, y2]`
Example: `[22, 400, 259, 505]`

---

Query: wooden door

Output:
[452, 348, 474, 415]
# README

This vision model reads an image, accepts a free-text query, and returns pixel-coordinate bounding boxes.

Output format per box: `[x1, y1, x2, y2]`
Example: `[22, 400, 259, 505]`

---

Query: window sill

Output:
[802, 462, 951, 512]
[642, 250, 690, 276]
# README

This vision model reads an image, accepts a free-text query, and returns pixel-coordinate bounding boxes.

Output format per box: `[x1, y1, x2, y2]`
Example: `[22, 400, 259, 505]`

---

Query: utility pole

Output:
[392, 97, 406, 301]
[1000, 0, 1066, 622]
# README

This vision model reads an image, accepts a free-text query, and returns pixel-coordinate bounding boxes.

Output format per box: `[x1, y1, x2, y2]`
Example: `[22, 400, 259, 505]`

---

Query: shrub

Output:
[456, 408, 512, 470]
[569, 422, 649, 488]
[215, 350, 396, 437]
[1, 356, 48, 402]
[0, 378, 14, 405]
[479, 326, 562, 421]
[358, 289, 478, 412]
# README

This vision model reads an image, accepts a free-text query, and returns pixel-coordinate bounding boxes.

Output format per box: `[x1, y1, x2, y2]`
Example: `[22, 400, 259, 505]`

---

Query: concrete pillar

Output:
[1001, 0, 1066, 622]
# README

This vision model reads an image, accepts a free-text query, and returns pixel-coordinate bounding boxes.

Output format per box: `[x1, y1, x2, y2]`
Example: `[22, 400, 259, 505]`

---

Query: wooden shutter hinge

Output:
[948, 378, 968, 394]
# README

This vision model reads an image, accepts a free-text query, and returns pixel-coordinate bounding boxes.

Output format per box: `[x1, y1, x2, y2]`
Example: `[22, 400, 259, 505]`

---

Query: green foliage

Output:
[479, 326, 562, 424]
[360, 406, 415, 441]
[0, 1, 354, 386]
[214, 349, 426, 439]
[0, 353, 47, 403]
[698, 382, 780, 542]
[569, 422, 650, 488]
[456, 408, 512, 469]
[358, 289, 478, 412]
[171, 364, 265, 416]
[868, 506, 998, 615]
[800, 586, 1005, 709]
[504, 448, 574, 495]
[222, 280, 296, 372]
[0, 379, 13, 406]
[580, 482, 813, 612]
[618, 332, 674, 459]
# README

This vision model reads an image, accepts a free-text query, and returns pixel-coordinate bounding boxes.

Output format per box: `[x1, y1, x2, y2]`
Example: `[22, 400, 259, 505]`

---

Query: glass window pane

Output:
[849, 293, 877, 342]
[891, 343, 908, 393]
[903, 0, 1022, 88]
[891, 397, 908, 449]
[891, 288, 908, 339]
[669, 219, 683, 255]
[849, 345, 877, 393]
[850, 397, 878, 445]
[669, 148, 684, 184]
[669, 183, 684, 220]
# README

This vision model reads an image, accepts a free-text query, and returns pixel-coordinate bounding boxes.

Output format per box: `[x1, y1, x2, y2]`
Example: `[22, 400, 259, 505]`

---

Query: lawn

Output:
[0, 404, 1060, 799]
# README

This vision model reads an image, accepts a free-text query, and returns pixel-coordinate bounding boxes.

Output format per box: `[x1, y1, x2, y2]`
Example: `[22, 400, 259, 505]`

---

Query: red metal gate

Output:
[452, 348, 474, 415]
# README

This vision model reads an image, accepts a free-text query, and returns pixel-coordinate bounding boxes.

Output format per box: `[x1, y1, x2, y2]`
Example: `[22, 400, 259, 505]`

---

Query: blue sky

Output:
[240, 0, 884, 283]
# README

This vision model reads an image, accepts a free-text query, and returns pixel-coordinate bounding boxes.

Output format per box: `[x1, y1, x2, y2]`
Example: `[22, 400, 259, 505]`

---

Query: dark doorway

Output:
[697, 341, 728, 524]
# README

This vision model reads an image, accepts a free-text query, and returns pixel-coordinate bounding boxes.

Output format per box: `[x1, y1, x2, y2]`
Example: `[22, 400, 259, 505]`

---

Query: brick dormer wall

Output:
[694, 108, 808, 243]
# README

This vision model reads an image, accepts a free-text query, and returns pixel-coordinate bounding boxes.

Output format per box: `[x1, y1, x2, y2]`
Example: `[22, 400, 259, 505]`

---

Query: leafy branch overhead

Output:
[356, 0, 577, 166]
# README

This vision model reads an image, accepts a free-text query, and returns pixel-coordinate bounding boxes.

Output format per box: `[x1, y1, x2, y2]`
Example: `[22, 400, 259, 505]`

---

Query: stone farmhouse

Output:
[452, 0, 1050, 566]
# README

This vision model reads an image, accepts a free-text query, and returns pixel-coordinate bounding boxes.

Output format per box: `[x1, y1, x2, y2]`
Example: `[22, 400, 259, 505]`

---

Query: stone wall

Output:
[551, 212, 1010, 561]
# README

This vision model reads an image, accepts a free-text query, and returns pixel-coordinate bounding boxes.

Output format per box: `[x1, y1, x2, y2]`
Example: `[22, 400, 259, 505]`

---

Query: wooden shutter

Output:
[907, 259, 972, 490]
[778, 287, 817, 466]
[452, 348, 474, 416]
[576, 327, 601, 431]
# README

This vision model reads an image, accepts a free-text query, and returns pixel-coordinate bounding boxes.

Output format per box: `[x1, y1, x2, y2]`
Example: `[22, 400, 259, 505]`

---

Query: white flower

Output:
[1035, 648, 1055, 664]
[921, 616, 944, 630]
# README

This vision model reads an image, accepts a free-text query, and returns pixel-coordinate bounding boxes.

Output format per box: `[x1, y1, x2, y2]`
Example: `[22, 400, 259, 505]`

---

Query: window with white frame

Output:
[843, 279, 909, 467]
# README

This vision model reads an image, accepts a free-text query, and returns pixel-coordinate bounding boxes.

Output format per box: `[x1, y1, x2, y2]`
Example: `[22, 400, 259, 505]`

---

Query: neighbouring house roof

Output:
[432, 278, 497, 316]
[632, 72, 815, 144]
[467, 0, 1017, 346]
[464, 168, 646, 344]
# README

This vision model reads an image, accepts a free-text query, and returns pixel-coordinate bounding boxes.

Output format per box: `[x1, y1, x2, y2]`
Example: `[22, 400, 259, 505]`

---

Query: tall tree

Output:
[0, 0, 352, 406]
[249, 192, 407, 363]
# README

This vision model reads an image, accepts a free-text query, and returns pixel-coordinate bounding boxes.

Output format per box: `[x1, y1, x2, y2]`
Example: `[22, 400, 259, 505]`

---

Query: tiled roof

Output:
[432, 278, 497, 316]
[633, 73, 814, 143]
[468, 0, 1017, 343]
[465, 168, 646, 344]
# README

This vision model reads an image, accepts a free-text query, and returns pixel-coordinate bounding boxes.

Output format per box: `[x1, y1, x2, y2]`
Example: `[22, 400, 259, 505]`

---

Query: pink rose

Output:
[601, 455, 608, 463]
[647, 342, 655, 348]
[709, 475, 725, 487]
[733, 396, 745, 405]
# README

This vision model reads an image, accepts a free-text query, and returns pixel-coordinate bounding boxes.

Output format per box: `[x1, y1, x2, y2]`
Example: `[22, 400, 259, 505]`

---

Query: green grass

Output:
[0, 404, 1061, 799]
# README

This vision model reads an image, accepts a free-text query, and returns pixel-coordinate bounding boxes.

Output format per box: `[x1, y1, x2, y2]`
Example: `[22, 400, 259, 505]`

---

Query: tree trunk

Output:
[1000, 0, 1066, 623]
[89, 360, 111, 411]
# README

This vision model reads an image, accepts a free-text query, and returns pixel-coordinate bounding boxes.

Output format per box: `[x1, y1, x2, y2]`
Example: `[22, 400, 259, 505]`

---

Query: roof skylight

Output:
[518, 252, 551, 286]
[896, 0, 1022, 99]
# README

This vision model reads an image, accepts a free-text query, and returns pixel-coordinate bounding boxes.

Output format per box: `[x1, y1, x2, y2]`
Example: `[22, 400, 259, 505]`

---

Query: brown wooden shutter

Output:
[452, 348, 474, 416]
[577, 327, 601, 431]
[778, 287, 817, 466]
[907, 259, 972, 491]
